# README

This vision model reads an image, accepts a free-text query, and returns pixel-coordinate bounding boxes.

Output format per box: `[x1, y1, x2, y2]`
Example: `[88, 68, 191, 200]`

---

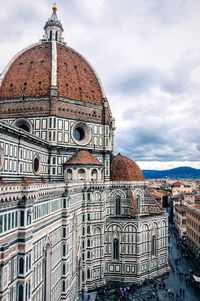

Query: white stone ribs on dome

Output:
[0, 43, 41, 89]
[51, 40, 57, 87]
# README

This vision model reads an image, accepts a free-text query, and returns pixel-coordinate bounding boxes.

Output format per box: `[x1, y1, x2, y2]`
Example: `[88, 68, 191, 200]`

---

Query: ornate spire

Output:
[42, 4, 65, 44]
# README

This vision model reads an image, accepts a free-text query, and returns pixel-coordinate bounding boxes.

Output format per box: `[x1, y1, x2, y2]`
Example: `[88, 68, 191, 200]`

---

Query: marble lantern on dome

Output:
[0, 6, 169, 301]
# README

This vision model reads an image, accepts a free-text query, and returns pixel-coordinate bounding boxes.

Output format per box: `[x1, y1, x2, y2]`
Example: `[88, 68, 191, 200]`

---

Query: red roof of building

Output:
[174, 205, 186, 212]
[0, 43, 103, 105]
[110, 153, 144, 182]
[65, 150, 102, 166]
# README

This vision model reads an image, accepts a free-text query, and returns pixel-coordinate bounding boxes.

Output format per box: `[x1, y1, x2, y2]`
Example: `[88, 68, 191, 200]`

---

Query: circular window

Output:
[72, 122, 91, 146]
[33, 156, 40, 175]
[74, 127, 85, 141]
[0, 147, 4, 171]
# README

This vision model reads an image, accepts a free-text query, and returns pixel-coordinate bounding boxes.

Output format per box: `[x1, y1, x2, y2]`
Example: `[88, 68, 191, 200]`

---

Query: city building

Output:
[186, 203, 200, 262]
[171, 181, 192, 195]
[174, 205, 186, 238]
[0, 6, 169, 301]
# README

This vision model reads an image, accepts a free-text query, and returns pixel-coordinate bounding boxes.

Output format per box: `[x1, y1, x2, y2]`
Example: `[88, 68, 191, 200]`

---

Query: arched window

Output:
[82, 227, 85, 236]
[113, 238, 119, 260]
[87, 239, 90, 247]
[82, 253, 85, 261]
[87, 251, 90, 259]
[87, 269, 90, 279]
[151, 236, 157, 256]
[13, 118, 32, 133]
[63, 227, 66, 238]
[62, 280, 65, 292]
[62, 264, 66, 275]
[82, 240, 85, 249]
[66, 169, 72, 180]
[18, 284, 24, 301]
[49, 30, 52, 40]
[115, 196, 121, 215]
[19, 124, 30, 132]
[93, 192, 101, 202]
[136, 194, 140, 209]
[87, 225, 90, 234]
[78, 169, 86, 180]
[91, 169, 98, 181]
[55, 31, 58, 41]
[63, 244, 66, 256]
[19, 257, 24, 274]
[82, 271, 85, 281]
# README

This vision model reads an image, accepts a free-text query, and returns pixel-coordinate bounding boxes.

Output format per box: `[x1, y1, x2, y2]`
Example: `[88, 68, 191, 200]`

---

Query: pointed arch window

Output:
[151, 236, 157, 256]
[62, 263, 66, 275]
[113, 238, 119, 260]
[115, 196, 121, 215]
[136, 194, 141, 209]
[19, 257, 24, 274]
[82, 271, 85, 281]
[49, 30, 52, 40]
[18, 284, 24, 301]
[63, 244, 66, 256]
[62, 280, 65, 292]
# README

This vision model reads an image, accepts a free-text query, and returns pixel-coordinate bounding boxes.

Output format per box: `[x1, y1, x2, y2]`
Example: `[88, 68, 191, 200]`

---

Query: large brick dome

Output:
[0, 42, 103, 105]
[110, 153, 144, 181]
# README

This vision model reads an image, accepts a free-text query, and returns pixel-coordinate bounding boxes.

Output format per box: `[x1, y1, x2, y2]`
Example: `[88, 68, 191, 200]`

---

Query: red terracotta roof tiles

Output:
[57, 44, 103, 105]
[110, 153, 144, 182]
[0, 43, 52, 98]
[174, 205, 186, 212]
[65, 150, 102, 165]
[0, 42, 103, 106]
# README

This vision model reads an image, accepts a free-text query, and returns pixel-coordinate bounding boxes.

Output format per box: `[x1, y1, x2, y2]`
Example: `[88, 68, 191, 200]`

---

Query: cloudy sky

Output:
[1, 0, 200, 170]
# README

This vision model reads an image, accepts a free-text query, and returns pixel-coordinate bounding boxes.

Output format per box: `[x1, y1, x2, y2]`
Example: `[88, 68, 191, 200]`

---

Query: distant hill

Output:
[143, 166, 200, 179]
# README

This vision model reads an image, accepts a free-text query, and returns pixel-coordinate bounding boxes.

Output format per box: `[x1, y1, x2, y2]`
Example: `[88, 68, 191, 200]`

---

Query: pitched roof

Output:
[65, 150, 102, 166]
[174, 205, 186, 212]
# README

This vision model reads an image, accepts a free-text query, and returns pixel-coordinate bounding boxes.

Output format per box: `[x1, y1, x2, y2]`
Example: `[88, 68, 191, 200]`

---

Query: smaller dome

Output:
[110, 153, 144, 181]
[64, 150, 102, 166]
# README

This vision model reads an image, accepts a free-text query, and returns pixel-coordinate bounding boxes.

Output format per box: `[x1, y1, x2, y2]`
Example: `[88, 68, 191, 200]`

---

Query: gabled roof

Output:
[174, 205, 186, 212]
[65, 150, 102, 166]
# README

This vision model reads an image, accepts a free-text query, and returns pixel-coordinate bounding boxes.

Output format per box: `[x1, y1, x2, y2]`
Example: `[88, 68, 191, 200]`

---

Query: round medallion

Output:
[72, 122, 92, 146]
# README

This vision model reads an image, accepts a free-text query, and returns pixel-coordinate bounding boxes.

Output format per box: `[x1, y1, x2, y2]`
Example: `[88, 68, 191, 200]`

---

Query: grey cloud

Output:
[110, 62, 193, 96]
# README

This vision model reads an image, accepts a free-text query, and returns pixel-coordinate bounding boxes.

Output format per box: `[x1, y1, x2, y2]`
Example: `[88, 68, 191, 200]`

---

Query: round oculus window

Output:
[33, 156, 41, 175]
[74, 127, 85, 141]
[72, 122, 92, 146]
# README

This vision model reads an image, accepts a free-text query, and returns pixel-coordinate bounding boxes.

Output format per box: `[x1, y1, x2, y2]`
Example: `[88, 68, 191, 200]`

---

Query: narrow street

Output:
[89, 225, 200, 301]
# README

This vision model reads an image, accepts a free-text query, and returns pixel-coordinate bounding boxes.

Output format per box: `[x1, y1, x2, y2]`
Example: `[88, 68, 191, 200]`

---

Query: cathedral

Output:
[0, 6, 169, 301]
